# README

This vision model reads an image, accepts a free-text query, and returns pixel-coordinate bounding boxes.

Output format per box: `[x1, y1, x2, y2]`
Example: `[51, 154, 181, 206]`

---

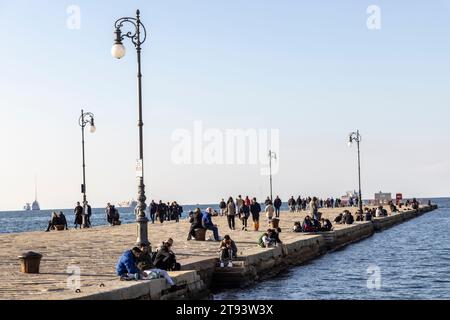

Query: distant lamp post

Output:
[348, 130, 363, 213]
[268, 150, 277, 203]
[112, 9, 149, 247]
[79, 109, 96, 228]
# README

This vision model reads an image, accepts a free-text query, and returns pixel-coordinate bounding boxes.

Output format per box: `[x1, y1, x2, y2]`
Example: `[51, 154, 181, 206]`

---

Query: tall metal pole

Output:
[357, 130, 363, 214]
[81, 109, 87, 228]
[134, 10, 149, 247]
[112, 10, 149, 247]
[269, 151, 273, 203]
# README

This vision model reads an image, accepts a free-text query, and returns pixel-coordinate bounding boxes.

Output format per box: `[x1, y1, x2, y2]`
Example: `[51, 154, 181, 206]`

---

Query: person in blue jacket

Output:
[116, 247, 144, 279]
[202, 208, 221, 241]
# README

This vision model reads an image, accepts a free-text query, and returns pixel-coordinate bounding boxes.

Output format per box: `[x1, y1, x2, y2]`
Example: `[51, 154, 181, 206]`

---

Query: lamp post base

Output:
[135, 215, 150, 247]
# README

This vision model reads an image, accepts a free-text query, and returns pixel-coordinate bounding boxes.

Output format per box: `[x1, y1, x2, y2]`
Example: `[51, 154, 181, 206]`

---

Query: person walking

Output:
[84, 201, 92, 228]
[236, 195, 244, 214]
[74, 202, 83, 229]
[149, 200, 157, 224]
[226, 197, 236, 230]
[250, 198, 261, 231]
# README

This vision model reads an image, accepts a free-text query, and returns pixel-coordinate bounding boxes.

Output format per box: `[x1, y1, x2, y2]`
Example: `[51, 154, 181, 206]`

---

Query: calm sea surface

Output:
[215, 198, 450, 300]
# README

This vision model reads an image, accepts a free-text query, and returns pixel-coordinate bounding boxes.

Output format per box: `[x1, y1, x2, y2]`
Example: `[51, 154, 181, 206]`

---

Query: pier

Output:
[0, 204, 437, 300]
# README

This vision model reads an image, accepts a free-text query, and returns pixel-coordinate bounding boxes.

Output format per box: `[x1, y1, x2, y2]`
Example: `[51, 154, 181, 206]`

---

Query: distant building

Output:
[374, 192, 392, 205]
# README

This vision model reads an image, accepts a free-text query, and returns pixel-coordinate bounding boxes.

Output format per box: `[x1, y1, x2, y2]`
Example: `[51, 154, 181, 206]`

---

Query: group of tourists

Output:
[148, 200, 183, 224]
[218, 195, 265, 231]
[293, 216, 333, 233]
[287, 196, 357, 212]
[115, 238, 182, 290]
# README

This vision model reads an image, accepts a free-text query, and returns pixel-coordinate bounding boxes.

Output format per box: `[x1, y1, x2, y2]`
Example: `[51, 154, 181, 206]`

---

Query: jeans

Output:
[205, 224, 220, 241]
[220, 249, 235, 263]
[227, 215, 235, 230]
[275, 208, 280, 218]
[150, 212, 155, 224]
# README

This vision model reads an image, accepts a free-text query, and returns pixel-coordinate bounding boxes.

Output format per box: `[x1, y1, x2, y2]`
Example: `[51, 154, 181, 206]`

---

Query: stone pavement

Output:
[0, 205, 386, 299]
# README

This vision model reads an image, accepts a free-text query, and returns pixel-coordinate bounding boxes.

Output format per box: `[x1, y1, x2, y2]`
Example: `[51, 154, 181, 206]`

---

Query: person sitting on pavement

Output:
[269, 227, 283, 245]
[320, 218, 333, 231]
[258, 230, 276, 248]
[137, 243, 178, 288]
[219, 235, 238, 268]
[187, 208, 204, 240]
[356, 210, 364, 221]
[364, 210, 373, 221]
[302, 215, 316, 232]
[375, 206, 384, 217]
[153, 238, 181, 271]
[343, 211, 354, 225]
[334, 213, 343, 224]
[45, 212, 63, 232]
[202, 207, 221, 241]
[116, 247, 146, 280]
[58, 211, 68, 230]
[293, 221, 303, 232]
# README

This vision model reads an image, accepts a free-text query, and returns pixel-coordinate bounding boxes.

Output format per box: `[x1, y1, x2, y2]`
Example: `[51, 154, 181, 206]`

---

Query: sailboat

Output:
[31, 177, 40, 211]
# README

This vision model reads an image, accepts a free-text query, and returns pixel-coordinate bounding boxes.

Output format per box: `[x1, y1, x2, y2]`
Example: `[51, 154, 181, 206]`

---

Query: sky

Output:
[0, 0, 450, 210]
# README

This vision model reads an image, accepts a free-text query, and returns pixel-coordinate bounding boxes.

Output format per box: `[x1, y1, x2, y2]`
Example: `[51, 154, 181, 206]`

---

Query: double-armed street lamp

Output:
[348, 130, 363, 214]
[111, 9, 150, 247]
[79, 109, 96, 228]
[268, 150, 277, 203]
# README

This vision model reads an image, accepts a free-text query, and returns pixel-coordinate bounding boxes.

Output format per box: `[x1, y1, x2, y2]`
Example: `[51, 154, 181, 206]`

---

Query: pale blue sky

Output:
[0, 0, 450, 210]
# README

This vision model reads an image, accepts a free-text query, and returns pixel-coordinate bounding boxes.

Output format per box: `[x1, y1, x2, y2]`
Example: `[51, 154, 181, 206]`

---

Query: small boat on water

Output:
[117, 199, 137, 208]
[23, 203, 31, 211]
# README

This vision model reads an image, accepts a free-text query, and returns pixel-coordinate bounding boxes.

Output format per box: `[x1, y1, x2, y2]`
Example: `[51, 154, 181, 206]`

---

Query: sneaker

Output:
[227, 262, 233, 268]
[220, 262, 225, 268]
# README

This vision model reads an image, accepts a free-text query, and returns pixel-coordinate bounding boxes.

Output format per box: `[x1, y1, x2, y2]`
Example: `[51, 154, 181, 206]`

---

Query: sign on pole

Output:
[136, 159, 143, 178]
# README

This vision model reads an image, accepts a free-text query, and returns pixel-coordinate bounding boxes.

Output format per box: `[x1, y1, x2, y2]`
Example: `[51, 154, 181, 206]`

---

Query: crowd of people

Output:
[148, 200, 183, 224]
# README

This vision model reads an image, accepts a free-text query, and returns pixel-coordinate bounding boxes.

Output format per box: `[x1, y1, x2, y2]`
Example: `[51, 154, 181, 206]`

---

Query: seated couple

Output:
[45, 212, 68, 232]
[298, 216, 332, 232]
[115, 240, 182, 291]
[258, 228, 283, 248]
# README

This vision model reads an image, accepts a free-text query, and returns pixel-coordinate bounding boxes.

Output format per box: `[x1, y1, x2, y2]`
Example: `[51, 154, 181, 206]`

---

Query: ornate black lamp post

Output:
[111, 9, 150, 246]
[268, 150, 277, 203]
[348, 130, 363, 213]
[79, 109, 96, 227]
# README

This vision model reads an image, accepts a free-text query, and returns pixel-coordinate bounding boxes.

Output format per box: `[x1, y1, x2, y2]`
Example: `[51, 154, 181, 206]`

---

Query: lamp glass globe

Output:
[111, 44, 126, 59]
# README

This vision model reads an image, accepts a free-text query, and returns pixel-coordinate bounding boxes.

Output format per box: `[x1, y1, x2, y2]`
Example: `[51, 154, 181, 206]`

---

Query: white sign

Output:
[136, 159, 143, 178]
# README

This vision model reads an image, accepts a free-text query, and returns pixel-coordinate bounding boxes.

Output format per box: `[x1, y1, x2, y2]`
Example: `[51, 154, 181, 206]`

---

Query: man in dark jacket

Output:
[157, 201, 167, 223]
[74, 202, 83, 229]
[273, 196, 282, 218]
[288, 196, 296, 212]
[84, 201, 92, 228]
[187, 209, 204, 240]
[153, 239, 181, 271]
[149, 200, 157, 224]
[250, 198, 261, 231]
